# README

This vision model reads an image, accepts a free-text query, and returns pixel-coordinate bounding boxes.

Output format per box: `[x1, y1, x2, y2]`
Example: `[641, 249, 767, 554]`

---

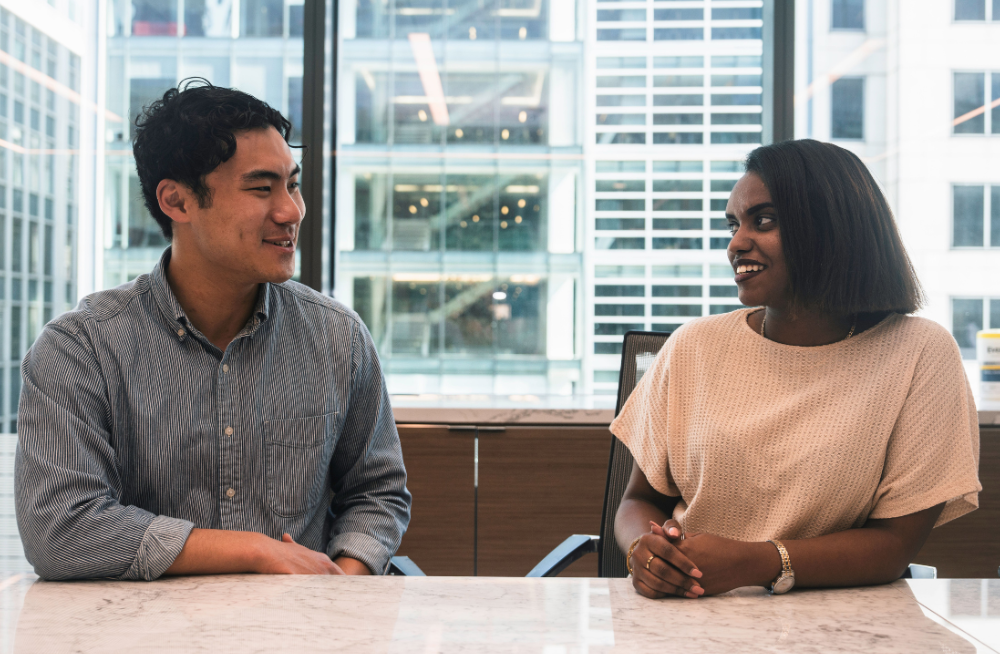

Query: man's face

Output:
[180, 126, 305, 285]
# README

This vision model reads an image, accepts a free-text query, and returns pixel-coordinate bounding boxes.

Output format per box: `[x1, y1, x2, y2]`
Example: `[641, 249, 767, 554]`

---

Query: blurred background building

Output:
[796, 0, 1000, 387]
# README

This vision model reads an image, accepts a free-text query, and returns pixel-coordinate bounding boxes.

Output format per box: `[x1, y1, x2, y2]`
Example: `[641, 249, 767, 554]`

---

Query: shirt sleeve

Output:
[15, 321, 194, 581]
[326, 318, 412, 574]
[608, 336, 682, 497]
[868, 324, 981, 527]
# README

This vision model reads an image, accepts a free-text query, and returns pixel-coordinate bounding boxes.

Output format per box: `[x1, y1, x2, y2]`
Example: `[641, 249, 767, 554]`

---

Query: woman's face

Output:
[725, 172, 792, 310]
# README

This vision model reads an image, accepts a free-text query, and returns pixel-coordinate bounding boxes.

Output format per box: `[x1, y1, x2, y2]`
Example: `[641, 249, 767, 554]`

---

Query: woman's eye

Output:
[757, 215, 775, 227]
[727, 222, 738, 235]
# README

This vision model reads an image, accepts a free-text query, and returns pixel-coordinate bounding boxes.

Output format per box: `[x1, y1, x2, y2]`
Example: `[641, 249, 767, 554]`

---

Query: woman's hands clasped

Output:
[629, 519, 705, 599]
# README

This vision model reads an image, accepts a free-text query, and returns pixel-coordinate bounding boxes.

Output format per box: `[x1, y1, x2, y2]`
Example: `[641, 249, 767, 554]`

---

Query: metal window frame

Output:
[299, 0, 335, 293]
[763, 0, 795, 144]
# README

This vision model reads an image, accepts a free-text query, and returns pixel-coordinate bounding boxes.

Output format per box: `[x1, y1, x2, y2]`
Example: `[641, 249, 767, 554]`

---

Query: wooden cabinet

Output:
[396, 423, 1000, 579]
[394, 426, 475, 576]
[477, 426, 609, 577]
[395, 424, 610, 577]
[912, 426, 1000, 578]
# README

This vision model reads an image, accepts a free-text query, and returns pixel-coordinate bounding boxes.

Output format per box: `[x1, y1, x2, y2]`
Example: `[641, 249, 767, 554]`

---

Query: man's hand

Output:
[674, 532, 776, 596]
[254, 534, 346, 575]
[630, 519, 705, 600]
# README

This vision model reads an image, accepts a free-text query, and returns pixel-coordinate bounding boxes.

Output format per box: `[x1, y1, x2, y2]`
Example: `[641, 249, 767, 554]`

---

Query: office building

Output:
[587, 0, 763, 392]
[335, 0, 586, 395]
[797, 0, 1000, 396]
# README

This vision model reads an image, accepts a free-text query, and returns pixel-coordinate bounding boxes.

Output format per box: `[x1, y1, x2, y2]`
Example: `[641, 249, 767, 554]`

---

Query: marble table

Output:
[0, 574, 997, 653]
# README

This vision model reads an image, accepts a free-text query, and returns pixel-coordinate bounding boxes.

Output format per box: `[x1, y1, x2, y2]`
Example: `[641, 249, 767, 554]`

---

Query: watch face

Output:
[772, 575, 795, 594]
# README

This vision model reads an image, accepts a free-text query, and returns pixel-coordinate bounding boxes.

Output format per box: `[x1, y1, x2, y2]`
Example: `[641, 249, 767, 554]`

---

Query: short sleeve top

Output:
[609, 309, 981, 541]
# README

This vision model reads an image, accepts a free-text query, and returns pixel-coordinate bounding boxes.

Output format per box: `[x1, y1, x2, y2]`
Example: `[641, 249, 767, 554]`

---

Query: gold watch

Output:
[766, 539, 795, 594]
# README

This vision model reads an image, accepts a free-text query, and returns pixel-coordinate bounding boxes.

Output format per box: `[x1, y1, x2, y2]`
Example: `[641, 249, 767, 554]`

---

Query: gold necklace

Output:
[760, 311, 857, 341]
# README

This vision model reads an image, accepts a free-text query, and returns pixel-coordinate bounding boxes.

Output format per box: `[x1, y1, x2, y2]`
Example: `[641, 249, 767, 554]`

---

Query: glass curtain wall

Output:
[336, 0, 769, 395]
[585, 0, 764, 392]
[103, 0, 305, 287]
[794, 0, 1000, 402]
[0, 4, 93, 432]
[336, 0, 585, 395]
[0, 0, 100, 575]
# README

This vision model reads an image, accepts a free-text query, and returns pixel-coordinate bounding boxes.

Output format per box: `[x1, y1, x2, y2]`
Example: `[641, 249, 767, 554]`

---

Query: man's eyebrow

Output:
[241, 165, 302, 183]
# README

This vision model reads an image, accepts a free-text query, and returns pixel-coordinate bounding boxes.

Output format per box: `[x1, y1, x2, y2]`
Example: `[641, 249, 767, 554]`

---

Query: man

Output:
[15, 80, 411, 580]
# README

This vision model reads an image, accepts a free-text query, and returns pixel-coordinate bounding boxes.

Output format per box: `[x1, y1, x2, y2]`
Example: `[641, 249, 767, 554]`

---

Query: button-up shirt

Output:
[15, 249, 411, 580]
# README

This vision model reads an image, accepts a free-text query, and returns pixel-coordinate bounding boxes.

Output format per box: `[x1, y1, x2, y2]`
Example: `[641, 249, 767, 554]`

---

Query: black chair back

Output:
[597, 330, 671, 578]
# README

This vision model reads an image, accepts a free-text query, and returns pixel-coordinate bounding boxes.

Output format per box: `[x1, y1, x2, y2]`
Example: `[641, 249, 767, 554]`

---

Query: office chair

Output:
[388, 556, 426, 576]
[528, 330, 669, 578]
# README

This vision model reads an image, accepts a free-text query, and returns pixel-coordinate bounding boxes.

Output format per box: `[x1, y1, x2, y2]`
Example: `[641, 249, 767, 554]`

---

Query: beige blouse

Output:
[610, 309, 981, 541]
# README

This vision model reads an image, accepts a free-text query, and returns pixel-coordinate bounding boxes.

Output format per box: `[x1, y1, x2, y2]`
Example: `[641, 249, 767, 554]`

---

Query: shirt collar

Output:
[150, 247, 272, 344]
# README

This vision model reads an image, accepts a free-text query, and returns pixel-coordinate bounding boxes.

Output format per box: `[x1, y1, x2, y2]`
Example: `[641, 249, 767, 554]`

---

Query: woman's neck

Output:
[750, 306, 855, 347]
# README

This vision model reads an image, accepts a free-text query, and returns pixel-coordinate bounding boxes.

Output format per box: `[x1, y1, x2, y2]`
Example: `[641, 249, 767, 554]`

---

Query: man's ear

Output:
[156, 179, 194, 225]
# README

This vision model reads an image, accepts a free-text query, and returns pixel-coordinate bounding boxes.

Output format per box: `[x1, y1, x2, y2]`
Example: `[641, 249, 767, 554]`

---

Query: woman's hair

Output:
[132, 78, 294, 239]
[744, 139, 924, 315]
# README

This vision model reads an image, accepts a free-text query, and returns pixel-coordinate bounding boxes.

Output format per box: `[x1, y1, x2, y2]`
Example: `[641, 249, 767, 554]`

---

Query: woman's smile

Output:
[733, 258, 768, 283]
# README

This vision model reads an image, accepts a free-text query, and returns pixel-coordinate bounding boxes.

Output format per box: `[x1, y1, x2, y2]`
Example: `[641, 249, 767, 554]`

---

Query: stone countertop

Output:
[391, 396, 1000, 426]
[0, 573, 995, 652]
[391, 394, 617, 425]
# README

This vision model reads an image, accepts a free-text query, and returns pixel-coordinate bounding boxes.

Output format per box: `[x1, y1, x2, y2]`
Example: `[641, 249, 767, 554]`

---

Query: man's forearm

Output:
[164, 528, 267, 576]
[334, 556, 373, 575]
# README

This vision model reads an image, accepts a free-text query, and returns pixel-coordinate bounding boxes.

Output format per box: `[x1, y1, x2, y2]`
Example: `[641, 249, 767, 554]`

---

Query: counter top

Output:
[1, 573, 997, 652]
[390, 396, 999, 426]
[391, 394, 617, 425]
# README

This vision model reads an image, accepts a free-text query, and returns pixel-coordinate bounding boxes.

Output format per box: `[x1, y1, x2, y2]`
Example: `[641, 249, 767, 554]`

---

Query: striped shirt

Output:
[15, 249, 411, 581]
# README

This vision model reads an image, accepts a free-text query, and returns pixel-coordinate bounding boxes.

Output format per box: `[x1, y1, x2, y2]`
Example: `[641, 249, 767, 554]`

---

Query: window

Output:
[831, 77, 864, 139]
[954, 0, 1000, 20]
[831, 0, 865, 30]
[800, 3, 1000, 404]
[953, 298, 1000, 358]
[953, 72, 1000, 134]
[953, 185, 1000, 247]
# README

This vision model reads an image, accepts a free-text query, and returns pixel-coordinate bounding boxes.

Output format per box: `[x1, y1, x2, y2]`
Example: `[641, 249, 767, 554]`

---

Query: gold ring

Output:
[645, 554, 655, 570]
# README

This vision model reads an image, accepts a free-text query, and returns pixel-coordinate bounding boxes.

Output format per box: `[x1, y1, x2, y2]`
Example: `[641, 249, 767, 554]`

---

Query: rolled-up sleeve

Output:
[15, 323, 193, 581]
[326, 319, 411, 574]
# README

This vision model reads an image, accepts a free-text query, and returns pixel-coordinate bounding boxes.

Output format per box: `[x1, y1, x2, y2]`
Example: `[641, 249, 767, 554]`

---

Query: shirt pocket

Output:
[264, 412, 337, 518]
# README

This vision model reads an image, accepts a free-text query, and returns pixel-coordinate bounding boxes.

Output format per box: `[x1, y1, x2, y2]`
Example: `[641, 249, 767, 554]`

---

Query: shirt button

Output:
[226, 488, 236, 498]
[222, 364, 229, 373]
[177, 328, 185, 337]
[224, 426, 234, 436]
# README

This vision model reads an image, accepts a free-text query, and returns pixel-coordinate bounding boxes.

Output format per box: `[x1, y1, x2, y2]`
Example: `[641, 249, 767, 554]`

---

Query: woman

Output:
[612, 139, 980, 599]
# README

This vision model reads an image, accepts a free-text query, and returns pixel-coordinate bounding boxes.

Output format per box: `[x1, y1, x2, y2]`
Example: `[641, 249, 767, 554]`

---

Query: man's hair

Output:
[132, 78, 293, 239]
[743, 139, 924, 315]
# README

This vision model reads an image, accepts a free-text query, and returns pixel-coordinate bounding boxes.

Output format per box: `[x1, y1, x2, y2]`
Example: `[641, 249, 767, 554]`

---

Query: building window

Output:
[953, 298, 1000, 359]
[831, 77, 864, 139]
[954, 0, 1000, 20]
[953, 185, 1000, 247]
[831, 0, 865, 30]
[953, 72, 1000, 134]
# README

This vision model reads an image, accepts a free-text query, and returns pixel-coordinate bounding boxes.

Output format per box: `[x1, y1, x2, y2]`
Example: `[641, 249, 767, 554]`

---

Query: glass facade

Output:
[588, 1, 762, 392]
[336, 0, 584, 394]
[0, 6, 83, 432]
[103, 0, 305, 287]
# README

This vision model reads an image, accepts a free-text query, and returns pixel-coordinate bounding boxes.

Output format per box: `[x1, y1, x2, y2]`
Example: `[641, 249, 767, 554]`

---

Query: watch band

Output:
[767, 539, 792, 576]
[766, 539, 795, 594]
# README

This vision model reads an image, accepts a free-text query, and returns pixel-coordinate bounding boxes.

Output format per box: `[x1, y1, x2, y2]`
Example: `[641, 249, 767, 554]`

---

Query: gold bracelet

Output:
[626, 535, 642, 576]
